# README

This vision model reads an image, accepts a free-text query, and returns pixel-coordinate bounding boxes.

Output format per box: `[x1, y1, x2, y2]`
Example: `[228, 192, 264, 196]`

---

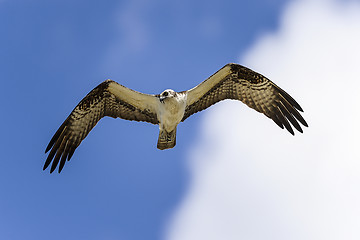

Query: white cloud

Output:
[166, 0, 360, 239]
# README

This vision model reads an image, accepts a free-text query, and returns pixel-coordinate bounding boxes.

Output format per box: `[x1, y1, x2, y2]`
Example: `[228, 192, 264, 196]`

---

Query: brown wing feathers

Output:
[181, 77, 236, 120]
[44, 80, 158, 173]
[45, 64, 307, 173]
[183, 63, 308, 134]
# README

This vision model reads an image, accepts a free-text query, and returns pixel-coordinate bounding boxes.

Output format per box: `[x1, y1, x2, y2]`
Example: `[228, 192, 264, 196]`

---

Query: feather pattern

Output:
[45, 63, 308, 173]
[44, 80, 158, 173]
[182, 63, 308, 134]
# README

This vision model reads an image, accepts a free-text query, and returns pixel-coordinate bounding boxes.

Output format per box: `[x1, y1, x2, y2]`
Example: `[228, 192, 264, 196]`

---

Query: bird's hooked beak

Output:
[160, 95, 165, 103]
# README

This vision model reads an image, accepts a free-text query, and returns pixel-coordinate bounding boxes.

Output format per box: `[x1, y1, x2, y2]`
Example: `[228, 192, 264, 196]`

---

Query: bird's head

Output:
[159, 89, 176, 103]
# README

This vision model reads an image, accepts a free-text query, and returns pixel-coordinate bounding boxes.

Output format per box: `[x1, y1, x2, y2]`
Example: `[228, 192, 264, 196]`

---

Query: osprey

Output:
[44, 63, 308, 173]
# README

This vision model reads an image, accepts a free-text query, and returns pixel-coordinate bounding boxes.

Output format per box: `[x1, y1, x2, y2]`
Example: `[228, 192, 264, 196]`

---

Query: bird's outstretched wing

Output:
[44, 80, 159, 173]
[182, 63, 308, 134]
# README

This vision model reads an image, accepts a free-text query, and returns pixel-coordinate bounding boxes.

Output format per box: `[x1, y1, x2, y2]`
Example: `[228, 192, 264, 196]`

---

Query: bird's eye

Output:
[163, 92, 168, 97]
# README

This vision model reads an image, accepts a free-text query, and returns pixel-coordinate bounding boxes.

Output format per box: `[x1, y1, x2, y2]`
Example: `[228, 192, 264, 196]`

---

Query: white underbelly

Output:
[158, 99, 186, 131]
[161, 110, 184, 130]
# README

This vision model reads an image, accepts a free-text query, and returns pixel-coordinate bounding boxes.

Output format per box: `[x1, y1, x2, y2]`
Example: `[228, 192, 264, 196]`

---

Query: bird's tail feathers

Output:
[157, 128, 177, 150]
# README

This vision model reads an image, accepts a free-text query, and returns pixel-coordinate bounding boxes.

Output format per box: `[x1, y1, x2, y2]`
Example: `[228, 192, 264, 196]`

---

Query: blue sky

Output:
[2, 0, 360, 240]
[0, 0, 288, 239]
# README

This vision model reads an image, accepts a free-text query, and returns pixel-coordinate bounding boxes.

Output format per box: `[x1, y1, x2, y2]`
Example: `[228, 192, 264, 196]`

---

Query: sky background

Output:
[1, 0, 360, 240]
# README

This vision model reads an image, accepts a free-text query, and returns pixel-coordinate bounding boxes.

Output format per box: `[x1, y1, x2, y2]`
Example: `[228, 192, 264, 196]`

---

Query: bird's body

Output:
[158, 90, 187, 132]
[157, 90, 187, 149]
[44, 63, 308, 173]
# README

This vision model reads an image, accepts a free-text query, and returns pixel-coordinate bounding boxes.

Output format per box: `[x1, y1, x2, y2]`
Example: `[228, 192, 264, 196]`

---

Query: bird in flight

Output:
[44, 63, 308, 173]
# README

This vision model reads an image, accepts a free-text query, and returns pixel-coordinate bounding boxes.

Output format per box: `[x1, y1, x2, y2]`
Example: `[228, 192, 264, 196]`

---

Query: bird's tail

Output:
[157, 128, 177, 150]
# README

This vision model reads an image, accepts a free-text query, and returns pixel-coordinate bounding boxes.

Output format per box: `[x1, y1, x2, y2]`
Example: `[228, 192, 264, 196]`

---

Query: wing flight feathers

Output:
[182, 63, 308, 134]
[44, 80, 158, 173]
[45, 64, 308, 173]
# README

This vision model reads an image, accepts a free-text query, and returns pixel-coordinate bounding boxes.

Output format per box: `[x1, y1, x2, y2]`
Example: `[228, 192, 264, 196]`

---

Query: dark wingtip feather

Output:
[43, 161, 50, 171]
[43, 156, 51, 171]
[297, 126, 303, 133]
[67, 146, 76, 161]
[58, 143, 71, 173]
[45, 140, 54, 154]
[50, 136, 68, 173]
[287, 124, 295, 135]
[271, 114, 284, 129]
[275, 85, 303, 112]
[278, 101, 303, 133]
[284, 121, 295, 135]
[43, 140, 62, 171]
[302, 119, 309, 127]
[280, 97, 308, 129]
[58, 155, 67, 173]
[275, 107, 294, 135]
[45, 120, 68, 153]
[50, 153, 60, 173]
[275, 90, 308, 132]
[296, 115, 308, 128]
